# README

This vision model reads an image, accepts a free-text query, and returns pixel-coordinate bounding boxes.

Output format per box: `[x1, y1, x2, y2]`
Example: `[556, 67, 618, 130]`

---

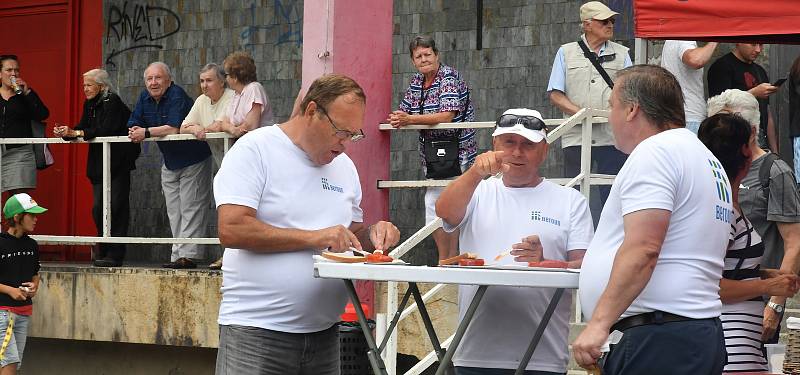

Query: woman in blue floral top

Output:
[389, 35, 477, 261]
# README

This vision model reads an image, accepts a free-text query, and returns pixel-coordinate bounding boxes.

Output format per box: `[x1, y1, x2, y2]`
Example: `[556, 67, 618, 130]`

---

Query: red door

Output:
[1, 0, 102, 260]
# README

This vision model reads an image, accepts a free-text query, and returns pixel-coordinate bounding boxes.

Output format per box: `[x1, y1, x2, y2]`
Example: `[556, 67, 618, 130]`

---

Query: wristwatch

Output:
[144, 128, 151, 138]
[767, 301, 784, 313]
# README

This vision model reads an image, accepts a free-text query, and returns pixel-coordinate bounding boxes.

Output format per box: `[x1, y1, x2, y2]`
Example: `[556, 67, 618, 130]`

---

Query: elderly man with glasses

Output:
[546, 1, 632, 226]
[212, 74, 399, 375]
[436, 108, 593, 375]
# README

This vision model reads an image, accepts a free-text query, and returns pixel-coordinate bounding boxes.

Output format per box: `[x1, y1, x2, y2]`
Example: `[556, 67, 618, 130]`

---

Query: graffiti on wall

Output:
[240, 0, 303, 52]
[104, 1, 182, 68]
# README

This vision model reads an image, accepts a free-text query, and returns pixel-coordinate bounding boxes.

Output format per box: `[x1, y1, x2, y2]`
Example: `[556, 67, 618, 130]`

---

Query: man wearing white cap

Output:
[437, 109, 593, 374]
[547, 1, 632, 225]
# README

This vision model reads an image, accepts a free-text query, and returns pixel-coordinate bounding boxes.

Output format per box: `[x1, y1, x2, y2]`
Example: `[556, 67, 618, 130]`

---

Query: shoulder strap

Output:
[577, 40, 614, 89]
[759, 153, 779, 200]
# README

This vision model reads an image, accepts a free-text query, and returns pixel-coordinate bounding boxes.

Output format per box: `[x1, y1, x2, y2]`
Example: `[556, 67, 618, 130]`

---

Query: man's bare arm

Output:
[217, 204, 361, 252]
[572, 209, 670, 368]
[549, 90, 581, 115]
[681, 42, 718, 69]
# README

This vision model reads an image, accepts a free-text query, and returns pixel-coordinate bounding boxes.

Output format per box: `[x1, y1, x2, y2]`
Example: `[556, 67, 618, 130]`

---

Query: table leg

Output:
[379, 287, 413, 352]
[343, 279, 387, 375]
[434, 285, 488, 375]
[408, 283, 448, 366]
[514, 288, 565, 375]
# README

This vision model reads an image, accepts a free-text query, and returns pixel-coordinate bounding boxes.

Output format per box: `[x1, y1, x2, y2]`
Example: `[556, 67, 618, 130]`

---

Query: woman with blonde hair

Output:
[54, 68, 140, 267]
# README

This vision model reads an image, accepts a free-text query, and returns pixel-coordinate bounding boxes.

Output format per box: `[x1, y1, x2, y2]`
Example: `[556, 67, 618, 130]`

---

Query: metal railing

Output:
[0, 132, 235, 245]
[379, 108, 611, 375]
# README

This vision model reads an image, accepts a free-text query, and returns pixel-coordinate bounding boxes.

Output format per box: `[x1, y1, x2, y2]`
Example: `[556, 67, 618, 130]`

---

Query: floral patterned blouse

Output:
[398, 63, 477, 172]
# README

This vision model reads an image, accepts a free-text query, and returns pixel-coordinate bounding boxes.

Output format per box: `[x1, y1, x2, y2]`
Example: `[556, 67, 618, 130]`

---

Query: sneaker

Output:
[209, 257, 223, 270]
[93, 258, 122, 267]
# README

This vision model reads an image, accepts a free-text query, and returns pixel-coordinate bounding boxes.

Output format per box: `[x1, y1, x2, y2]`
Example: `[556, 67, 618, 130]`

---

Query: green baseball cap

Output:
[3, 193, 47, 219]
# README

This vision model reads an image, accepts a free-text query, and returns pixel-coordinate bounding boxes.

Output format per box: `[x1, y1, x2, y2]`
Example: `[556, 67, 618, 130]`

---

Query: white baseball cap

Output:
[492, 108, 547, 143]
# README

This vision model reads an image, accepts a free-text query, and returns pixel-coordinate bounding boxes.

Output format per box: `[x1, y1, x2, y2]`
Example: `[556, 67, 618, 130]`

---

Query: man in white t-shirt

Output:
[572, 65, 731, 375]
[660, 40, 718, 133]
[180, 63, 235, 170]
[212, 74, 400, 375]
[436, 108, 593, 374]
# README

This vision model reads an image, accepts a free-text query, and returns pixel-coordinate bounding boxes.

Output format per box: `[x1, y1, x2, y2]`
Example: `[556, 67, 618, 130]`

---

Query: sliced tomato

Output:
[458, 258, 485, 266]
[528, 260, 569, 268]
[366, 253, 394, 263]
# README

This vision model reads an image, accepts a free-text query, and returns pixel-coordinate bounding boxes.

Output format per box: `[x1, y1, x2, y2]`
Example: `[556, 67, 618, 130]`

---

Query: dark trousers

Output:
[215, 324, 340, 375]
[91, 172, 131, 262]
[603, 318, 727, 375]
[563, 145, 627, 225]
[455, 367, 563, 375]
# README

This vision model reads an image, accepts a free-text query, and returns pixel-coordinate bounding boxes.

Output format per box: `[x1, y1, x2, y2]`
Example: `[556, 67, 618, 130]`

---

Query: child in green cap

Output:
[0, 193, 46, 374]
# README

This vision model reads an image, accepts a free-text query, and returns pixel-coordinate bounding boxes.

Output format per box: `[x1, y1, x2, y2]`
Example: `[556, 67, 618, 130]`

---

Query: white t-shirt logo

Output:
[321, 178, 344, 193]
[531, 210, 561, 226]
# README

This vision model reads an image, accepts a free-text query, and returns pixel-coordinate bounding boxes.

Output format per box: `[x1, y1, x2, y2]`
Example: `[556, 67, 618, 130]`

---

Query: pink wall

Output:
[302, 0, 394, 314]
[302, 0, 393, 227]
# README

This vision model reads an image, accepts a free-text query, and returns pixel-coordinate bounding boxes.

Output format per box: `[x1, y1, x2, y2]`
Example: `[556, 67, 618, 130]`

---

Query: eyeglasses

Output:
[496, 114, 547, 132]
[318, 106, 365, 142]
[593, 17, 616, 25]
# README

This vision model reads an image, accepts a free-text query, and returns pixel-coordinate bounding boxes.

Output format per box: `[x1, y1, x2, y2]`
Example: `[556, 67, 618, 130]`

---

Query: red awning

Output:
[634, 0, 800, 44]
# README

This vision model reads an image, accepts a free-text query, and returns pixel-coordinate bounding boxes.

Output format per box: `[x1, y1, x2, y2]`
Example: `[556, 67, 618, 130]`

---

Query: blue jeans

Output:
[603, 318, 726, 375]
[455, 367, 563, 375]
[0, 310, 30, 368]
[215, 324, 340, 375]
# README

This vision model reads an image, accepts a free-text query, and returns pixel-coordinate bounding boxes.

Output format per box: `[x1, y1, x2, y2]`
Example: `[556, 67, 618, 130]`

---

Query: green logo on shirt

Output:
[709, 159, 730, 203]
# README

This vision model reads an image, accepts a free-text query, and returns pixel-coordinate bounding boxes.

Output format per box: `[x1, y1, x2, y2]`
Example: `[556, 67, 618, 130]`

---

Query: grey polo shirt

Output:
[740, 152, 800, 269]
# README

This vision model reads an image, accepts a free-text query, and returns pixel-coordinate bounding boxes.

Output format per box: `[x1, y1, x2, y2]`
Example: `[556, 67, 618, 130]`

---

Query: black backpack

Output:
[759, 153, 780, 200]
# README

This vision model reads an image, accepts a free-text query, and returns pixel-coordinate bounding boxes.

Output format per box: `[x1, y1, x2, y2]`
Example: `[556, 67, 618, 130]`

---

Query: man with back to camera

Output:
[660, 40, 718, 133]
[212, 74, 400, 375]
[573, 65, 730, 374]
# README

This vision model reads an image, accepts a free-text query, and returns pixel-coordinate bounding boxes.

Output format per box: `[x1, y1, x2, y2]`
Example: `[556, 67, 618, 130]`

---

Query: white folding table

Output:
[313, 262, 580, 375]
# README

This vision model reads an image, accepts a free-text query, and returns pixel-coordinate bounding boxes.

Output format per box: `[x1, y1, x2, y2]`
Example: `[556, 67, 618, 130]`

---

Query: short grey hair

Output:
[143, 61, 173, 81]
[615, 65, 686, 130]
[83, 68, 113, 92]
[200, 63, 226, 84]
[707, 89, 760, 132]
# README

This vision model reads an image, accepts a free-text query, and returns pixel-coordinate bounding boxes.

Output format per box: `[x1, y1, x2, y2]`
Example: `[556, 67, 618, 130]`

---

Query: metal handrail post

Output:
[386, 280, 398, 375]
[579, 115, 592, 201]
[102, 141, 111, 236]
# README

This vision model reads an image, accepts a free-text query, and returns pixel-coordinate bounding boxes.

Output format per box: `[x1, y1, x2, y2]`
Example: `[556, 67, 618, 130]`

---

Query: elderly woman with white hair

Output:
[708, 88, 800, 347]
[54, 68, 140, 267]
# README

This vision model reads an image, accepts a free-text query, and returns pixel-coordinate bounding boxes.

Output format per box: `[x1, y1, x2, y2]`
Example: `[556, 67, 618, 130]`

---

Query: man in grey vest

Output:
[546, 1, 632, 224]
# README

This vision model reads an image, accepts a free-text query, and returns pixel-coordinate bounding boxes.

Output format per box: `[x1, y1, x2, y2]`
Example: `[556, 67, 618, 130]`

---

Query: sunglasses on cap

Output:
[496, 114, 547, 132]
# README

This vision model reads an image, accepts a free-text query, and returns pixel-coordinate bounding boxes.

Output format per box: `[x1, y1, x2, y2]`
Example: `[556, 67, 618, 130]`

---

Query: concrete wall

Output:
[101, 0, 304, 263]
[30, 264, 221, 347]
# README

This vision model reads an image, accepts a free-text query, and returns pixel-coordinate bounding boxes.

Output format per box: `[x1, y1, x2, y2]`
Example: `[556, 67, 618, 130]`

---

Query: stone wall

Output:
[390, 0, 636, 265]
[101, 0, 304, 262]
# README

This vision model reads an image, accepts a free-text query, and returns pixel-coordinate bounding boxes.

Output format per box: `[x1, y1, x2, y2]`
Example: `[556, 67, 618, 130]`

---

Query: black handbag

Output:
[31, 120, 54, 170]
[423, 134, 461, 179]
